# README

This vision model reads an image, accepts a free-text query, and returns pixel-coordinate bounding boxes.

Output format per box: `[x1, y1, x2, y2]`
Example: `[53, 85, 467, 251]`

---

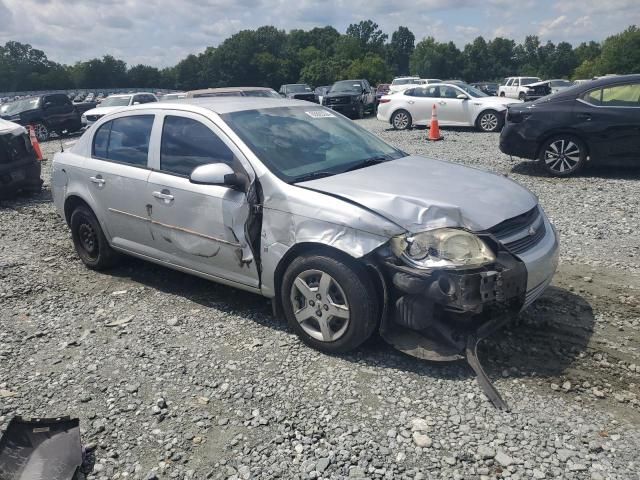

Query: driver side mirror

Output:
[190, 163, 246, 191]
[43, 102, 53, 109]
[456, 94, 469, 100]
[133, 101, 140, 105]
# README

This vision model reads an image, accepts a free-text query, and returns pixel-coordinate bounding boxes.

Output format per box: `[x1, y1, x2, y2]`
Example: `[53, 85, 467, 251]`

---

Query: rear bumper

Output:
[499, 123, 539, 159]
[0, 160, 42, 198]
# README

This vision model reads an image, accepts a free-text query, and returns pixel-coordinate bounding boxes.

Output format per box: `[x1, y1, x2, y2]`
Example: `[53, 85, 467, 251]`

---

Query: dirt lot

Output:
[1, 123, 639, 480]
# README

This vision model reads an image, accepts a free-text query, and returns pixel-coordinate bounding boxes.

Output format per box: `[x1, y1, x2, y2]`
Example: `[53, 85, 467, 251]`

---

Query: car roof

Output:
[123, 97, 313, 115]
[187, 87, 274, 95]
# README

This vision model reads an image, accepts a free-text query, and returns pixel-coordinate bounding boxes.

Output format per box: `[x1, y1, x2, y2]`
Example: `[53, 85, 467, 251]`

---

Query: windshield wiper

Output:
[342, 156, 390, 173]
[292, 171, 337, 183]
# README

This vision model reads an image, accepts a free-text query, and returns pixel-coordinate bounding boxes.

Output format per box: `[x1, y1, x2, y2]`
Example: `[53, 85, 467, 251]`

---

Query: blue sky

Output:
[1, 0, 638, 67]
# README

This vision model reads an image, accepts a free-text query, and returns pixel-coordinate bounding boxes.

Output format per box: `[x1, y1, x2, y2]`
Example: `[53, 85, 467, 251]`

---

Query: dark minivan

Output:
[500, 74, 640, 176]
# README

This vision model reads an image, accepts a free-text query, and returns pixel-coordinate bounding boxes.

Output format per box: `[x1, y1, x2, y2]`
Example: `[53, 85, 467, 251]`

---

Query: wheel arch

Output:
[473, 108, 502, 129]
[271, 242, 385, 325]
[390, 108, 412, 127]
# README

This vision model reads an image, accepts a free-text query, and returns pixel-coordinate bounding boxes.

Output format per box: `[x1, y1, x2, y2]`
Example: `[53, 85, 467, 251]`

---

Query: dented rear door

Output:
[145, 112, 259, 289]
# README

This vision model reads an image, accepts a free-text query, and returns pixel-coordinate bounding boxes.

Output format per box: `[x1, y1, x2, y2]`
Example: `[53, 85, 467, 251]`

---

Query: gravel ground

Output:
[1, 121, 639, 480]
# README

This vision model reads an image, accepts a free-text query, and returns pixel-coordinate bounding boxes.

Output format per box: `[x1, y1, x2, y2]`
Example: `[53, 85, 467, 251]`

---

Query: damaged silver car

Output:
[52, 98, 559, 408]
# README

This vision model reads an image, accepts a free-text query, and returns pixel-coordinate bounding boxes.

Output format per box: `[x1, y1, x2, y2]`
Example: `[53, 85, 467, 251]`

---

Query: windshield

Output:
[3, 98, 40, 115]
[551, 80, 573, 87]
[221, 106, 405, 183]
[287, 85, 312, 93]
[99, 96, 131, 107]
[244, 90, 281, 98]
[522, 77, 540, 85]
[330, 81, 363, 93]
[457, 84, 489, 98]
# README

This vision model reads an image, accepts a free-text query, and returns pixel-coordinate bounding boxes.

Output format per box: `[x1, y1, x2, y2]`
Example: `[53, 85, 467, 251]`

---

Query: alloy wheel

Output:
[543, 139, 581, 174]
[393, 111, 410, 130]
[34, 123, 49, 142]
[289, 269, 350, 342]
[479, 112, 499, 132]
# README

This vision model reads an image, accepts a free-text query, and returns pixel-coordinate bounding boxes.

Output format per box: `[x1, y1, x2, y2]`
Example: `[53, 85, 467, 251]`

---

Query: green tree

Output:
[596, 25, 640, 75]
[387, 26, 415, 76]
[462, 36, 491, 81]
[343, 53, 391, 85]
[346, 20, 387, 56]
[410, 37, 463, 80]
[127, 64, 161, 88]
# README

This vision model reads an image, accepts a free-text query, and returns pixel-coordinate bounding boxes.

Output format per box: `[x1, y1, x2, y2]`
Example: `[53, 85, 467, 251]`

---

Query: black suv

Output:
[279, 84, 317, 102]
[322, 79, 376, 119]
[0, 93, 85, 142]
[500, 74, 640, 176]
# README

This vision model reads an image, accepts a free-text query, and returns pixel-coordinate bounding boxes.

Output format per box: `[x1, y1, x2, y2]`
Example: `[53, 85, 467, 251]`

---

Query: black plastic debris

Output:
[0, 416, 84, 480]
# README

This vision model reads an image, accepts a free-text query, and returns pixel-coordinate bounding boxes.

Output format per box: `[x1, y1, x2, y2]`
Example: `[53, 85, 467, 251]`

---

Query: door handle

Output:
[577, 113, 592, 120]
[89, 175, 105, 186]
[438, 101, 446, 105]
[152, 190, 174, 204]
[408, 100, 415, 104]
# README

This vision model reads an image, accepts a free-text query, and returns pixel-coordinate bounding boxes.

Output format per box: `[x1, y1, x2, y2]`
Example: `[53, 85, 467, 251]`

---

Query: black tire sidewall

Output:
[477, 110, 503, 132]
[392, 110, 412, 130]
[281, 253, 378, 354]
[357, 103, 365, 119]
[34, 122, 49, 142]
[539, 135, 586, 177]
[70, 206, 115, 270]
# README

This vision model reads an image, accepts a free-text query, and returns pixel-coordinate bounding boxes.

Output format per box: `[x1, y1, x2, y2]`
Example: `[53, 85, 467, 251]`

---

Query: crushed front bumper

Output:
[0, 160, 42, 199]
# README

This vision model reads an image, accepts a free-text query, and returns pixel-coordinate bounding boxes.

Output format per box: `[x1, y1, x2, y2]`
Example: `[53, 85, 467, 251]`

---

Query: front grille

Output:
[488, 206, 546, 254]
[294, 94, 316, 102]
[327, 96, 350, 105]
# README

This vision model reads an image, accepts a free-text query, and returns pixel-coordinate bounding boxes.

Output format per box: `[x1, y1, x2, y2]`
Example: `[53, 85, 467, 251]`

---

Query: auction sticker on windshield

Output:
[305, 110, 336, 119]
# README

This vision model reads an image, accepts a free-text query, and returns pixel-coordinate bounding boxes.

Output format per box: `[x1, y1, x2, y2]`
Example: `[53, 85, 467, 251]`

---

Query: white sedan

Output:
[81, 93, 157, 127]
[377, 83, 521, 132]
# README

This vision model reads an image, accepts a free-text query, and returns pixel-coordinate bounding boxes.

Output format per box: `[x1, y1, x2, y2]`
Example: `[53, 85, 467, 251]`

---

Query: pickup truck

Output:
[498, 77, 550, 101]
[0, 93, 89, 142]
[322, 79, 377, 119]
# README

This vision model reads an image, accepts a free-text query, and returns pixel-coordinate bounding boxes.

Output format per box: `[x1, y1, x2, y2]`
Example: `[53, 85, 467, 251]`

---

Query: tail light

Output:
[379, 98, 391, 104]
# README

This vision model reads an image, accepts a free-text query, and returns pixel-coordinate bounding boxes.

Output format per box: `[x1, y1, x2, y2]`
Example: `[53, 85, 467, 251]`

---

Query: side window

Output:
[582, 89, 602, 106]
[160, 116, 234, 177]
[441, 86, 459, 99]
[132, 95, 142, 104]
[513, 79, 520, 87]
[147, 95, 158, 103]
[505, 79, 513, 87]
[92, 115, 154, 167]
[600, 83, 640, 107]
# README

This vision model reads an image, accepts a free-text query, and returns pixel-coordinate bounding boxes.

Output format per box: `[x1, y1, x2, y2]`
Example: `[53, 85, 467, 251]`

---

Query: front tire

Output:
[391, 109, 412, 130]
[32, 122, 49, 142]
[518, 92, 527, 101]
[539, 135, 586, 176]
[281, 252, 379, 354]
[356, 103, 365, 119]
[70, 205, 118, 270]
[476, 110, 502, 132]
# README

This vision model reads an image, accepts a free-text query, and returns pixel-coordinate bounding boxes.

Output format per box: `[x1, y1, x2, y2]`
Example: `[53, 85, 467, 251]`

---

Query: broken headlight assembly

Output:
[391, 228, 495, 269]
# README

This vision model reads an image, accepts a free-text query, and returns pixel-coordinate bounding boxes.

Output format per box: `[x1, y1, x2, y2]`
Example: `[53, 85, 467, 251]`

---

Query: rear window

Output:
[92, 115, 154, 167]
[600, 83, 640, 107]
[0, 131, 34, 165]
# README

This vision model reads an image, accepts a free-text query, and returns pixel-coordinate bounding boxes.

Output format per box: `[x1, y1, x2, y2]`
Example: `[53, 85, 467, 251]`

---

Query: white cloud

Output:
[0, 0, 636, 66]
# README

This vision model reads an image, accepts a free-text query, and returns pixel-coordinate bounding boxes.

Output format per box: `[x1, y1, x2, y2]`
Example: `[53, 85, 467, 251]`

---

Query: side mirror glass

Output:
[43, 102, 53, 109]
[456, 94, 469, 100]
[190, 163, 245, 190]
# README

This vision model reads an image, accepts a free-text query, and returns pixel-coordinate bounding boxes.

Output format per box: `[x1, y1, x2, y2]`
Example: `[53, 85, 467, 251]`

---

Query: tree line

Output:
[1, 22, 638, 93]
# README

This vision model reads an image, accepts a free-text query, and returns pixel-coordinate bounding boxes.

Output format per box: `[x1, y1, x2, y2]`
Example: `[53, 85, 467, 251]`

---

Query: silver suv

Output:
[52, 98, 558, 362]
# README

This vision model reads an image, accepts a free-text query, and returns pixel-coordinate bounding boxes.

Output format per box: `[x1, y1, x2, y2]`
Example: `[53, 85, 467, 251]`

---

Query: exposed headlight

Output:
[391, 228, 496, 269]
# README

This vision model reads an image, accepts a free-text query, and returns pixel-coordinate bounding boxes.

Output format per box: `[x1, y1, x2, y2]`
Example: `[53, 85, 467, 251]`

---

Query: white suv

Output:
[498, 77, 546, 101]
[389, 77, 441, 94]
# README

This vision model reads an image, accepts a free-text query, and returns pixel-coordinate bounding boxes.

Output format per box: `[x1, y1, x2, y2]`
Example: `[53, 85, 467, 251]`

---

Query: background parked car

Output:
[0, 119, 42, 198]
[471, 82, 499, 96]
[82, 92, 158, 127]
[545, 79, 575, 94]
[500, 74, 640, 176]
[160, 92, 187, 101]
[322, 79, 376, 119]
[377, 82, 520, 132]
[0, 94, 84, 141]
[186, 87, 280, 98]
[279, 84, 316, 102]
[376, 83, 390, 102]
[498, 77, 549, 101]
[388, 77, 441, 94]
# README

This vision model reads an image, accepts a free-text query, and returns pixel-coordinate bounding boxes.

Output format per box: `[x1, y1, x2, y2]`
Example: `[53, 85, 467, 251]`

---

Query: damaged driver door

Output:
[145, 112, 259, 289]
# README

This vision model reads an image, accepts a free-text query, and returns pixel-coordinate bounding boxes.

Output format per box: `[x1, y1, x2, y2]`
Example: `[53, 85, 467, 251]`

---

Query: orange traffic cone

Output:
[428, 104, 443, 141]
[28, 125, 44, 161]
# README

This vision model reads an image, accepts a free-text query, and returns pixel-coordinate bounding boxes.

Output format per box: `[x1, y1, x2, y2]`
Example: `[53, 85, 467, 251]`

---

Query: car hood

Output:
[83, 106, 126, 116]
[474, 96, 520, 107]
[324, 91, 359, 98]
[298, 155, 537, 233]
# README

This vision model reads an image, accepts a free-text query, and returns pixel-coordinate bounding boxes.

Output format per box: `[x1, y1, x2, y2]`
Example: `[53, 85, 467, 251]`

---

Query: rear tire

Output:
[356, 103, 365, 119]
[391, 109, 412, 130]
[539, 135, 587, 177]
[281, 252, 378, 354]
[33, 122, 49, 142]
[518, 92, 527, 101]
[70, 205, 118, 270]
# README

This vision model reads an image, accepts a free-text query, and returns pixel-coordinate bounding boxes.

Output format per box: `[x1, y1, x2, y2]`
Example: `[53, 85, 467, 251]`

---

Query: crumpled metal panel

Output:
[297, 155, 538, 233]
[0, 417, 82, 480]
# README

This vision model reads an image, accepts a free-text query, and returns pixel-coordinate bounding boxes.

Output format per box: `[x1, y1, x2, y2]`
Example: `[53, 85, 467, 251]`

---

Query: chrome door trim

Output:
[108, 208, 242, 247]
